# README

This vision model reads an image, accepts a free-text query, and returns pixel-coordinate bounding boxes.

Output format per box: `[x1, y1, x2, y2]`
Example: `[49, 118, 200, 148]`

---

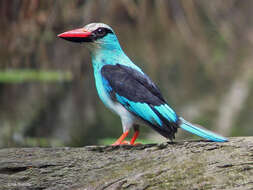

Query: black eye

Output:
[95, 28, 106, 37]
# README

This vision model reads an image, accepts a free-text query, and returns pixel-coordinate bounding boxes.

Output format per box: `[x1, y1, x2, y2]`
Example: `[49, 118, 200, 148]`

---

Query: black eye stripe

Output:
[92, 27, 113, 39]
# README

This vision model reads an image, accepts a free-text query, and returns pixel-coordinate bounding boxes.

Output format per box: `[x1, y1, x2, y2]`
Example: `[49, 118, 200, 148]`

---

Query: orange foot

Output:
[112, 140, 141, 146]
[112, 131, 129, 146]
[112, 130, 141, 146]
[122, 141, 141, 146]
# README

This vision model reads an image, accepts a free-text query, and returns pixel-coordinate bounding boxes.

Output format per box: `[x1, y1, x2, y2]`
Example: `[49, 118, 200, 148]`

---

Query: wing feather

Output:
[101, 64, 178, 139]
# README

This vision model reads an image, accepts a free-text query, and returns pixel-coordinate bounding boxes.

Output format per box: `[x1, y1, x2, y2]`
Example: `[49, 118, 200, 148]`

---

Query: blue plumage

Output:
[154, 104, 177, 122]
[59, 23, 228, 144]
[115, 94, 163, 126]
[179, 118, 227, 142]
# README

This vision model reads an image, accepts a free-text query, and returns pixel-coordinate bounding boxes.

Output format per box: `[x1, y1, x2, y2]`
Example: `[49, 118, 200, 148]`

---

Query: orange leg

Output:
[121, 129, 141, 146]
[112, 130, 129, 145]
[112, 125, 141, 146]
[130, 130, 139, 145]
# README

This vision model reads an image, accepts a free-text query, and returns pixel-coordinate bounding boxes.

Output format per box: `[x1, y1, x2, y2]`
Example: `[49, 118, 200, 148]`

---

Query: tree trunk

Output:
[0, 137, 253, 190]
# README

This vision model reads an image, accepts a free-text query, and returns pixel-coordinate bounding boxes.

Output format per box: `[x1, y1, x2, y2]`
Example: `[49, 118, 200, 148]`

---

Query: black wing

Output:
[101, 64, 178, 139]
[101, 64, 166, 106]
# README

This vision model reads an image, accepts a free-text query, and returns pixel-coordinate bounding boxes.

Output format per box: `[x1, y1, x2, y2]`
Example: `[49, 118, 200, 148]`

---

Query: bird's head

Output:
[58, 23, 121, 52]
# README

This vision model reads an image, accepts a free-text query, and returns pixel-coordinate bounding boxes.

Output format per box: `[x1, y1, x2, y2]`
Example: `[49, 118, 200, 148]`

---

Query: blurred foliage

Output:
[0, 0, 252, 147]
[0, 70, 72, 83]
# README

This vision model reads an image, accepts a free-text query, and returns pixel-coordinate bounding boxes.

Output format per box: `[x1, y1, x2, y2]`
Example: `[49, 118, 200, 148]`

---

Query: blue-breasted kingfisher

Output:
[58, 23, 227, 145]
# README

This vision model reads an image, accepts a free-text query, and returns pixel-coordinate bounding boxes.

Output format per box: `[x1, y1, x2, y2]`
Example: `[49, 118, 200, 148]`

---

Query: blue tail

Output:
[179, 117, 228, 142]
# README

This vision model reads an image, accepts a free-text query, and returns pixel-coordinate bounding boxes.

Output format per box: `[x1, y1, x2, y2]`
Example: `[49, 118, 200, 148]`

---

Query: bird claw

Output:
[122, 140, 131, 145]
[112, 140, 141, 146]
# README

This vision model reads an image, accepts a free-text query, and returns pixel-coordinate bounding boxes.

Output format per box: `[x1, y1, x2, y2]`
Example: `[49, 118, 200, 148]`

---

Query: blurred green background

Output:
[0, 0, 252, 147]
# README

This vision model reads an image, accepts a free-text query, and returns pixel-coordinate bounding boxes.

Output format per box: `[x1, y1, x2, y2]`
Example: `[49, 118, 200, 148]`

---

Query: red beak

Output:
[58, 28, 93, 43]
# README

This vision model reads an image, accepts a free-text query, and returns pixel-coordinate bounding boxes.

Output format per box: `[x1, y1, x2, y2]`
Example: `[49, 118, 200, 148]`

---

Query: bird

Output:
[58, 23, 228, 145]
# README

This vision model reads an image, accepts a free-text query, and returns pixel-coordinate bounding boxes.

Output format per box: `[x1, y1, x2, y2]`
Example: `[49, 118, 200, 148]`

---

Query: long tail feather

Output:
[179, 117, 228, 142]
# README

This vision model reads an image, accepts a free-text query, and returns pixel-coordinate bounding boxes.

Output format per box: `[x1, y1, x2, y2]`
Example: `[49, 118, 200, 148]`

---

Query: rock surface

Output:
[0, 137, 253, 190]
